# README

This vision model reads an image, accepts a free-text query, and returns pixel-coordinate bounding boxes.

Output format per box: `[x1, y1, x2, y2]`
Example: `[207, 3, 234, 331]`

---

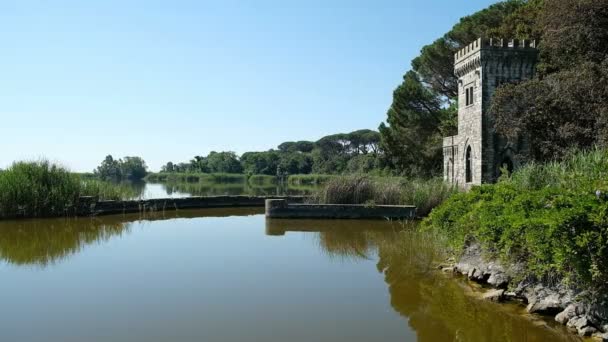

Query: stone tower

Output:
[443, 38, 538, 187]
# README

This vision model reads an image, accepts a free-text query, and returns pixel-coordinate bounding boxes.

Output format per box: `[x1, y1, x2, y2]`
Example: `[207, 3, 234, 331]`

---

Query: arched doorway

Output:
[465, 146, 472, 183]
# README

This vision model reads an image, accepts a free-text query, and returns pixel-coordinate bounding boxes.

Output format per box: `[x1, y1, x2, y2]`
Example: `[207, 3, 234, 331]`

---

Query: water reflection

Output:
[0, 208, 262, 267]
[141, 181, 315, 198]
[0, 211, 580, 341]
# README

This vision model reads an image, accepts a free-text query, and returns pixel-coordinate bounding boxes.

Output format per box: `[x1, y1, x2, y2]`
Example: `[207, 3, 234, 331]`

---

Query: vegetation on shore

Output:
[0, 161, 135, 218]
[425, 149, 608, 291]
[311, 175, 456, 217]
[145, 172, 247, 184]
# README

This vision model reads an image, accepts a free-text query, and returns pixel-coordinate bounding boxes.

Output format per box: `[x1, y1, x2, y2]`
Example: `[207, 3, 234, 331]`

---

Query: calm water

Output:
[0, 209, 578, 342]
[131, 181, 315, 199]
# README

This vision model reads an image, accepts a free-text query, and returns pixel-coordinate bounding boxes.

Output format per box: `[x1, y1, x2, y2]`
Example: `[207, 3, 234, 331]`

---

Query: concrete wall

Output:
[1, 196, 305, 220]
[265, 199, 416, 220]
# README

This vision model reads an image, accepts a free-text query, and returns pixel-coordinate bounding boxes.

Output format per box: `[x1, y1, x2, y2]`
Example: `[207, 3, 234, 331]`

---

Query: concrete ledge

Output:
[1, 196, 305, 220]
[265, 199, 416, 220]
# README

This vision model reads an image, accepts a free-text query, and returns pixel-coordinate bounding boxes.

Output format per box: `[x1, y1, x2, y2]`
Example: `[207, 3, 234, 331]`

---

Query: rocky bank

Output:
[439, 243, 608, 341]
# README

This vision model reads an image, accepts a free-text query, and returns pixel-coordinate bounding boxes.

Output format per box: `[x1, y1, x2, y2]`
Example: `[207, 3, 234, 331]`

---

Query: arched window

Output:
[466, 146, 472, 183]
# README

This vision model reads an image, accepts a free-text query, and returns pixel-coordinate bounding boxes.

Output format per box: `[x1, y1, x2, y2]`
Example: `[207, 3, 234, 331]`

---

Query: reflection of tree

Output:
[376, 230, 579, 342]
[156, 181, 316, 197]
[0, 208, 263, 267]
[0, 217, 131, 267]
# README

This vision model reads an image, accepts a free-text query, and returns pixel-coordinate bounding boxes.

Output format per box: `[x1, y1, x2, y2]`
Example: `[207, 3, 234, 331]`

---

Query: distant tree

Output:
[206, 151, 243, 173]
[120, 156, 148, 180]
[161, 162, 175, 173]
[95, 155, 122, 181]
[241, 151, 280, 175]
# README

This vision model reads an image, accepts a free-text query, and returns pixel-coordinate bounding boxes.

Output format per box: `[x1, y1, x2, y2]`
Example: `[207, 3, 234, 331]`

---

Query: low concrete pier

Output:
[76, 196, 305, 217]
[265, 199, 416, 220]
[1, 196, 305, 220]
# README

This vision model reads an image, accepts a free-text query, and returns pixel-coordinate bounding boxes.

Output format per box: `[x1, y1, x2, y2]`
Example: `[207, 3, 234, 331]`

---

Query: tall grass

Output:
[311, 175, 457, 216]
[0, 160, 133, 218]
[287, 174, 335, 186]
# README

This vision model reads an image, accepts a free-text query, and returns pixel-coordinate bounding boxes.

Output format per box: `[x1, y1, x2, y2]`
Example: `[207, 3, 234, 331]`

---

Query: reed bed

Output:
[0, 160, 133, 218]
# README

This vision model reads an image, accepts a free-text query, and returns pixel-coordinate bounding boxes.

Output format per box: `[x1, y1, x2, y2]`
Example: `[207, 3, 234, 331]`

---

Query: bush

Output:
[0, 160, 133, 218]
[425, 148, 608, 290]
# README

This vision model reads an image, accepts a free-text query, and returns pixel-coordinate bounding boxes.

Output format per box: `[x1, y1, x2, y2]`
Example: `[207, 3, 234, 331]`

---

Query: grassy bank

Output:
[425, 148, 608, 291]
[0, 161, 134, 218]
[311, 175, 457, 217]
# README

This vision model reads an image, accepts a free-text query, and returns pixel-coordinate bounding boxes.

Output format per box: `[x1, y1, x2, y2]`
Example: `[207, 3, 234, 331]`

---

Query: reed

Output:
[310, 175, 457, 216]
[0, 160, 133, 218]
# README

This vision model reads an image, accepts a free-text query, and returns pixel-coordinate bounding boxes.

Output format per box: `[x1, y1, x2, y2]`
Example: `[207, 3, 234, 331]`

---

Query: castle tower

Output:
[443, 38, 538, 187]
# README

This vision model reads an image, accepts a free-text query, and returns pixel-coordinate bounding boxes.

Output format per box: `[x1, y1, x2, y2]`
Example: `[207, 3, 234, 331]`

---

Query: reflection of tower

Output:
[443, 38, 538, 187]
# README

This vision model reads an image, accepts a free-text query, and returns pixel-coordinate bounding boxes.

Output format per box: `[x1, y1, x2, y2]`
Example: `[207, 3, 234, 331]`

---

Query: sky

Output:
[0, 0, 498, 172]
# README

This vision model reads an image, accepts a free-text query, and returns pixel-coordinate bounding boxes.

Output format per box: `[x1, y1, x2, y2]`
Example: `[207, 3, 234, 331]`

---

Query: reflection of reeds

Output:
[0, 217, 131, 267]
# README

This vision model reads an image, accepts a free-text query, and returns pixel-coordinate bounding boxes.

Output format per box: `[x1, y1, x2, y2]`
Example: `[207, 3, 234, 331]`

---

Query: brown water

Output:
[0, 209, 579, 342]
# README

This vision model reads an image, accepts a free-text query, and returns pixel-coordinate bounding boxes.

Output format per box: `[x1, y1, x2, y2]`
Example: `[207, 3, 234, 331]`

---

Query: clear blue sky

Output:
[0, 0, 497, 172]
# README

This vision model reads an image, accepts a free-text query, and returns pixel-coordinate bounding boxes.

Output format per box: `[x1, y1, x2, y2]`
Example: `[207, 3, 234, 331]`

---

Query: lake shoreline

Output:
[437, 243, 608, 340]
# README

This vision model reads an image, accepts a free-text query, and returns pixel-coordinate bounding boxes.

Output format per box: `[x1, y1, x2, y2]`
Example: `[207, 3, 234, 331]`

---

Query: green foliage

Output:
[0, 160, 132, 218]
[159, 129, 384, 176]
[380, 0, 529, 177]
[95, 155, 148, 181]
[312, 175, 456, 216]
[425, 149, 608, 290]
[493, 61, 608, 161]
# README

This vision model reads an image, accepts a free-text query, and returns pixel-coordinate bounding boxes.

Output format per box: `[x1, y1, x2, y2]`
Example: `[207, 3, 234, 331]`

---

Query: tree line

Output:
[379, 0, 608, 177]
[159, 129, 385, 176]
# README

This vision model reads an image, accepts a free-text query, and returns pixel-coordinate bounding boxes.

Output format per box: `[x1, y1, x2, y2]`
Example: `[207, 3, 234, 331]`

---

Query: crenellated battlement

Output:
[454, 38, 538, 77]
[454, 38, 537, 64]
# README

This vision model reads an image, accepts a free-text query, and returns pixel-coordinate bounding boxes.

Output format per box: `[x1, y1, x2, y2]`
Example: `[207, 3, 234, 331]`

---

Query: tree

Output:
[205, 151, 243, 173]
[379, 0, 528, 177]
[120, 156, 148, 180]
[95, 155, 122, 181]
[493, 61, 608, 161]
[539, 0, 608, 73]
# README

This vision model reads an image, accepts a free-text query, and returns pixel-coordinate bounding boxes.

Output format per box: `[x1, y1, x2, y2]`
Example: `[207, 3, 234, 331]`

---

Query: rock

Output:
[441, 267, 455, 273]
[578, 325, 597, 337]
[595, 332, 608, 341]
[482, 289, 505, 302]
[555, 303, 585, 325]
[487, 272, 510, 288]
[527, 294, 564, 315]
[567, 316, 597, 336]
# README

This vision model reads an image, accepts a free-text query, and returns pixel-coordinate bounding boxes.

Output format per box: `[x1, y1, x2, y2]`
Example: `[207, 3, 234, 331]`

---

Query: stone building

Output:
[443, 38, 538, 187]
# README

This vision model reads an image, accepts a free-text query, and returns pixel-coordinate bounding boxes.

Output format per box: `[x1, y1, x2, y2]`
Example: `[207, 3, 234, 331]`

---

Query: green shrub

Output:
[425, 149, 608, 290]
[0, 160, 132, 218]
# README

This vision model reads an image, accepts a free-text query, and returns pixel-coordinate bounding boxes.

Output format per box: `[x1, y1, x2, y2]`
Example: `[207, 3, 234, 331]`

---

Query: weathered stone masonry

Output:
[444, 38, 538, 187]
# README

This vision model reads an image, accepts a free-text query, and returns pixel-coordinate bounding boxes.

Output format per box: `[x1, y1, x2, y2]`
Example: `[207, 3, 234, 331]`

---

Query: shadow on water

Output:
[0, 210, 581, 341]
